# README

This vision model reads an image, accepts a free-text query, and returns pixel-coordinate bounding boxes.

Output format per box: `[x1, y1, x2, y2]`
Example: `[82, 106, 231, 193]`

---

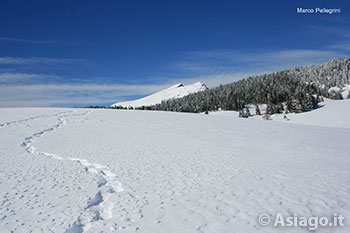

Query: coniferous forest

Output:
[132, 58, 350, 115]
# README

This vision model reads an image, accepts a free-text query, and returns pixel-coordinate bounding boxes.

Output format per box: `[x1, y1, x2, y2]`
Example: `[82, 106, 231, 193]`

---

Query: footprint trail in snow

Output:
[19, 111, 124, 232]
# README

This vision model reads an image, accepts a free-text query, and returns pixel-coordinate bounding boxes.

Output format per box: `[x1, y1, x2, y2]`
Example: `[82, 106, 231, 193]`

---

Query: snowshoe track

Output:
[0, 111, 72, 129]
[20, 110, 124, 233]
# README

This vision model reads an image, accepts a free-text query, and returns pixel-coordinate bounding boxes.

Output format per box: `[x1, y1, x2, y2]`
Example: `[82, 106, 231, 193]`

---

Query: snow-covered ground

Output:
[210, 98, 350, 129]
[110, 82, 208, 108]
[270, 99, 350, 128]
[1, 107, 349, 232]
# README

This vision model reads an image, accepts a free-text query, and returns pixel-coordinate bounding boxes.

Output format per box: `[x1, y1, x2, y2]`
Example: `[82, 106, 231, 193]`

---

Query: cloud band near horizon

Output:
[0, 48, 349, 107]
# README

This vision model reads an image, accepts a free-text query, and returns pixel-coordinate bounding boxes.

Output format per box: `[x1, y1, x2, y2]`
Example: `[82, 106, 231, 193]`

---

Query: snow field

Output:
[0, 108, 349, 232]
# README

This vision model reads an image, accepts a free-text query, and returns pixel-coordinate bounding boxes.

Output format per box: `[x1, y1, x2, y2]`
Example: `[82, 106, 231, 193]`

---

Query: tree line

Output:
[139, 58, 350, 115]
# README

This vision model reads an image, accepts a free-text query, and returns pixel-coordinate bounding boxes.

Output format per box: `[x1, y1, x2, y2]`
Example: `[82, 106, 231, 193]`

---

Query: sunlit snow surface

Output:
[210, 99, 350, 129]
[0, 106, 349, 232]
[110, 82, 208, 108]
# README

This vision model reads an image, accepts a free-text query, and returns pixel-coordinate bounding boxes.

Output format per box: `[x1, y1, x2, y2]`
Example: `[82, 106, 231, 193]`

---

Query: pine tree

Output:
[255, 105, 261, 115]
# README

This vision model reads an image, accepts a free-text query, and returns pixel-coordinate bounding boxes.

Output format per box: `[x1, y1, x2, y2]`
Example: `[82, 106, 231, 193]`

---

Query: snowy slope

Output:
[269, 98, 350, 128]
[0, 108, 349, 233]
[209, 98, 350, 129]
[110, 82, 208, 108]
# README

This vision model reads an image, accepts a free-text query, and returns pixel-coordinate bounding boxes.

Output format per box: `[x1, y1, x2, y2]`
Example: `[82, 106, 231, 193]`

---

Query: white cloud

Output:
[185, 49, 344, 65]
[0, 72, 58, 83]
[263, 50, 342, 62]
[174, 49, 347, 84]
[328, 41, 350, 51]
[2, 83, 169, 92]
[0, 71, 177, 107]
[0, 57, 87, 65]
[0, 81, 172, 107]
[0, 37, 64, 44]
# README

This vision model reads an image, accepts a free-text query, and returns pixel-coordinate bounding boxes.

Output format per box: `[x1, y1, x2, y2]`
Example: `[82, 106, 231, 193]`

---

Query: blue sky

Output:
[1, 0, 350, 107]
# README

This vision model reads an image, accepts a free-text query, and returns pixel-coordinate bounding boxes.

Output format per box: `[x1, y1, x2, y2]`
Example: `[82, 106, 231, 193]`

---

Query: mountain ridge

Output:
[111, 81, 208, 108]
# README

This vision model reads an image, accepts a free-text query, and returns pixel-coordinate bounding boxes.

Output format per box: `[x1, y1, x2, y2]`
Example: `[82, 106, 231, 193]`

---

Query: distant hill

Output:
[110, 82, 208, 108]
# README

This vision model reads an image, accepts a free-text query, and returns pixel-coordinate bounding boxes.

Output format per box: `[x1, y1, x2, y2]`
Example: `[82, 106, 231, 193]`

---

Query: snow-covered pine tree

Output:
[255, 105, 261, 115]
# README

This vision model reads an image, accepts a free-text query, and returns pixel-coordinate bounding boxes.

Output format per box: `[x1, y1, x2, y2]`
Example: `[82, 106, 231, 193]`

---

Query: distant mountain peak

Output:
[169, 83, 184, 88]
[111, 82, 208, 108]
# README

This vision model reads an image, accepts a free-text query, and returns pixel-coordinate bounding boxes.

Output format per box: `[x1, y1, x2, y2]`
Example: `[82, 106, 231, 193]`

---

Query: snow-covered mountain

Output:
[110, 82, 208, 108]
